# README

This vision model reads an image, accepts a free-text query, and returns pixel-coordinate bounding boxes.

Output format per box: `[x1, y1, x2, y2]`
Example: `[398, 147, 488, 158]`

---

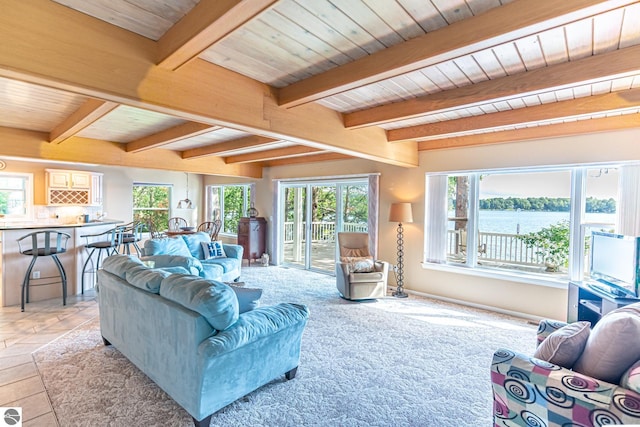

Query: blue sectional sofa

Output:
[97, 255, 309, 426]
[142, 232, 242, 282]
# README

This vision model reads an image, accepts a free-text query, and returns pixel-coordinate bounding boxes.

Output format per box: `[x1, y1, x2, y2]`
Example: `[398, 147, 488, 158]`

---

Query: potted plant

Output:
[517, 220, 570, 272]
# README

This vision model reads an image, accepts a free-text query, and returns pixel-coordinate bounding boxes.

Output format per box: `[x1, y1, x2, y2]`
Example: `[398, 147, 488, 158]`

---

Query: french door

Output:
[280, 180, 369, 273]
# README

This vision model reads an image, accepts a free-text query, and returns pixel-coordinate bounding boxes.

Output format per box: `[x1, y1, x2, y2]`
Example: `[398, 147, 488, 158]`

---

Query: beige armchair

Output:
[336, 232, 389, 301]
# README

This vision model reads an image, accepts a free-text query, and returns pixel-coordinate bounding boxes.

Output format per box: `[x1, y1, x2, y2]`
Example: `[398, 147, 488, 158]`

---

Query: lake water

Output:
[451, 210, 616, 234]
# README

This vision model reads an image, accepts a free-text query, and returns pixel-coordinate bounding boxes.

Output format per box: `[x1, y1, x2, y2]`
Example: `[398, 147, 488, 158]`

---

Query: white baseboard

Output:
[388, 286, 543, 323]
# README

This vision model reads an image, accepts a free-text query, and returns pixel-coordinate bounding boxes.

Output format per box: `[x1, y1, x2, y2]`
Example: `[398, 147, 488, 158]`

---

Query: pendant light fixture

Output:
[177, 172, 194, 209]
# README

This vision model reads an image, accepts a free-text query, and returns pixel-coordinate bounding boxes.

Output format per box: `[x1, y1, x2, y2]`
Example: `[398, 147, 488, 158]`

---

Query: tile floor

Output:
[0, 291, 98, 426]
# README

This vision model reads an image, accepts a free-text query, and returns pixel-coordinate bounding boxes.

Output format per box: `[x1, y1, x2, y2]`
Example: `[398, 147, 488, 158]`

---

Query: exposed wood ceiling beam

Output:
[0, 0, 418, 168]
[347, 45, 640, 129]
[157, 0, 278, 71]
[225, 146, 325, 164]
[418, 114, 640, 151]
[277, 0, 635, 108]
[0, 126, 262, 177]
[126, 122, 220, 153]
[264, 152, 352, 167]
[388, 87, 640, 141]
[49, 99, 119, 144]
[182, 135, 279, 159]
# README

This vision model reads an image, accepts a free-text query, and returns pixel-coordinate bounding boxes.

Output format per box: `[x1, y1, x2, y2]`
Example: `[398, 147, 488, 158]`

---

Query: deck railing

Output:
[284, 222, 367, 242]
[447, 229, 545, 266]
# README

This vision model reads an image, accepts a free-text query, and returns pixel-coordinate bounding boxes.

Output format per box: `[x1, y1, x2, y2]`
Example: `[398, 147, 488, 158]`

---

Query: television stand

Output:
[568, 281, 639, 325]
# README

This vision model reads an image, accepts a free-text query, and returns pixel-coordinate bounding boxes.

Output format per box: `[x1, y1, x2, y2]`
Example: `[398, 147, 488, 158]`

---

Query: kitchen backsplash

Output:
[33, 205, 105, 224]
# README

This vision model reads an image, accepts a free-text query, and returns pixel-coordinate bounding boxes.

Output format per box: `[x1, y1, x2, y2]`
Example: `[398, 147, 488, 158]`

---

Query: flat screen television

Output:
[589, 231, 640, 298]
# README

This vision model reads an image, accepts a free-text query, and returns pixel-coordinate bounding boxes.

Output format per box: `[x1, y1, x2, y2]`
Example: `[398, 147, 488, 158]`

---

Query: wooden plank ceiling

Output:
[0, 0, 639, 177]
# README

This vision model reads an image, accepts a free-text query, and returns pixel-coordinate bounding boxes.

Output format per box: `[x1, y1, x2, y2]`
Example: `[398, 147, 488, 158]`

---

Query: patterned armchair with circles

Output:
[335, 232, 389, 301]
[491, 303, 640, 426]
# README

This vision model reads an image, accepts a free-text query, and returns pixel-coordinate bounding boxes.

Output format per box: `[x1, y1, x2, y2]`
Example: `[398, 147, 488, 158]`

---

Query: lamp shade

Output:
[389, 202, 413, 223]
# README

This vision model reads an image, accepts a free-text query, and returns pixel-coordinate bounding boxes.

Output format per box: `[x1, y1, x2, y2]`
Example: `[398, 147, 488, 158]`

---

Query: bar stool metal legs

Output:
[17, 230, 71, 312]
[80, 227, 120, 294]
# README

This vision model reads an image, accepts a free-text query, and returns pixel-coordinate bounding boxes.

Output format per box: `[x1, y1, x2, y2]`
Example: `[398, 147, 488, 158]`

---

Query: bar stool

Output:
[81, 227, 120, 294]
[118, 221, 143, 256]
[17, 230, 71, 312]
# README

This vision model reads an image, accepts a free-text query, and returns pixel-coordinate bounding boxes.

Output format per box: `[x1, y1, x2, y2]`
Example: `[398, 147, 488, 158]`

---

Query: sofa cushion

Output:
[574, 307, 640, 383]
[533, 321, 590, 368]
[101, 254, 145, 279]
[620, 360, 640, 394]
[101, 255, 175, 294]
[202, 257, 237, 274]
[160, 274, 239, 330]
[181, 232, 211, 259]
[229, 285, 262, 313]
[201, 241, 226, 259]
[144, 237, 191, 258]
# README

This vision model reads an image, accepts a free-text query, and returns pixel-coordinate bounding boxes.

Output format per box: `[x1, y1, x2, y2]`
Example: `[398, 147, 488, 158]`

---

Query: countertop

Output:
[0, 219, 123, 231]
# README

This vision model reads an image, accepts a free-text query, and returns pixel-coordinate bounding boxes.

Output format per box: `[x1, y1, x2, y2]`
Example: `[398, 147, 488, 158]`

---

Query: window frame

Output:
[422, 164, 628, 288]
[0, 172, 33, 221]
[132, 183, 172, 233]
[205, 184, 253, 237]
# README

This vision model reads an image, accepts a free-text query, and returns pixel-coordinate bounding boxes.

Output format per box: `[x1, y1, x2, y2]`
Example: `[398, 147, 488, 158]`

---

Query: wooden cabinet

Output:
[568, 281, 639, 325]
[237, 217, 266, 265]
[90, 173, 103, 205]
[46, 169, 102, 205]
[47, 169, 90, 189]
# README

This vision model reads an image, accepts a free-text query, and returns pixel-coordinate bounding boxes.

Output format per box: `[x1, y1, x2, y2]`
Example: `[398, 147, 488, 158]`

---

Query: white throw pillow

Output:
[201, 241, 226, 259]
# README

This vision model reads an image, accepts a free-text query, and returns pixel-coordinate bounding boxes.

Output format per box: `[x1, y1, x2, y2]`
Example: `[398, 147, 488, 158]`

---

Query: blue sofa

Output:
[142, 232, 242, 282]
[97, 255, 309, 426]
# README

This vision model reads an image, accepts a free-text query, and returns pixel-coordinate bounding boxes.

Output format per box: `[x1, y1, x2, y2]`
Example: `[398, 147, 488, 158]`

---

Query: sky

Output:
[479, 169, 619, 199]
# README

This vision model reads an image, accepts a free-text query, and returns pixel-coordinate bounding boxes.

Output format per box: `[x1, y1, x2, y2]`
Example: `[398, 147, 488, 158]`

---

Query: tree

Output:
[517, 221, 571, 271]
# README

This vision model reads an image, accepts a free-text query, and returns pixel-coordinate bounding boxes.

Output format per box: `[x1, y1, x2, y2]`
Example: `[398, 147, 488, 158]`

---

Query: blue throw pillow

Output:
[230, 285, 263, 313]
[201, 241, 226, 259]
[160, 275, 238, 330]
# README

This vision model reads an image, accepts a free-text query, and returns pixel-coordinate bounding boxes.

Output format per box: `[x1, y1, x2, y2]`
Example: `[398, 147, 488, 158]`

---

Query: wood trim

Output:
[264, 152, 352, 167]
[182, 135, 279, 159]
[49, 99, 119, 144]
[0, 0, 418, 168]
[417, 114, 640, 151]
[225, 146, 325, 163]
[0, 126, 262, 177]
[347, 45, 640, 129]
[389, 87, 640, 141]
[126, 122, 220, 153]
[157, 0, 278, 70]
[278, 0, 635, 108]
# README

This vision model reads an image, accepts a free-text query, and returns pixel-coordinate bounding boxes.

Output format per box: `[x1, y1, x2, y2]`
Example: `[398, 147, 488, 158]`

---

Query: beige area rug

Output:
[33, 266, 537, 426]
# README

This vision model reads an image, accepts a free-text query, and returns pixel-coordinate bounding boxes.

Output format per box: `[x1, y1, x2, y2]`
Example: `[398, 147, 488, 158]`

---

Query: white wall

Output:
[257, 129, 640, 320]
[0, 159, 204, 226]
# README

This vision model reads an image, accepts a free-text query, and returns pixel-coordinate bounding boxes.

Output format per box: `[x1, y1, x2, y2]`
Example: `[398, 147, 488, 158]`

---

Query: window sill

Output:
[420, 261, 568, 289]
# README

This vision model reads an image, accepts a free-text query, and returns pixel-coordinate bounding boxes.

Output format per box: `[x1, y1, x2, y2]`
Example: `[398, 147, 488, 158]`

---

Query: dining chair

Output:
[197, 220, 222, 240]
[168, 217, 188, 232]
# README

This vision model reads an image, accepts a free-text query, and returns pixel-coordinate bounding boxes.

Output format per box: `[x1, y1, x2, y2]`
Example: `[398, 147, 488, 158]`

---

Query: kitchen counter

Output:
[0, 219, 121, 231]
[0, 220, 124, 308]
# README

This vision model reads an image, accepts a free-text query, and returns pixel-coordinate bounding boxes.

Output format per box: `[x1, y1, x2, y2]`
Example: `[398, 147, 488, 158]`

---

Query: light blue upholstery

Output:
[142, 232, 243, 282]
[98, 255, 309, 425]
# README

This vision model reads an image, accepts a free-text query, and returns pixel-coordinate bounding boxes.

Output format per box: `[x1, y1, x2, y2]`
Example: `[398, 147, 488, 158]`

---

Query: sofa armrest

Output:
[491, 349, 640, 425]
[536, 318, 568, 346]
[199, 303, 309, 357]
[222, 244, 243, 260]
[142, 254, 203, 276]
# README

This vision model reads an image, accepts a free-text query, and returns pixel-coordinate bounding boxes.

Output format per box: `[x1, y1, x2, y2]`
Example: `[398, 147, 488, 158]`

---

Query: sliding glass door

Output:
[280, 180, 369, 274]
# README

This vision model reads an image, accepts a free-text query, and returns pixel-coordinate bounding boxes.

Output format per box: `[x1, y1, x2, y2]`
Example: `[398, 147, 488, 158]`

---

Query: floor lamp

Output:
[389, 202, 413, 298]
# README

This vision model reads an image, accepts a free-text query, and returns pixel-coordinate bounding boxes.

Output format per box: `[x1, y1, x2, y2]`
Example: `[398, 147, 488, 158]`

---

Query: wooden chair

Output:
[197, 220, 222, 240]
[168, 217, 188, 232]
